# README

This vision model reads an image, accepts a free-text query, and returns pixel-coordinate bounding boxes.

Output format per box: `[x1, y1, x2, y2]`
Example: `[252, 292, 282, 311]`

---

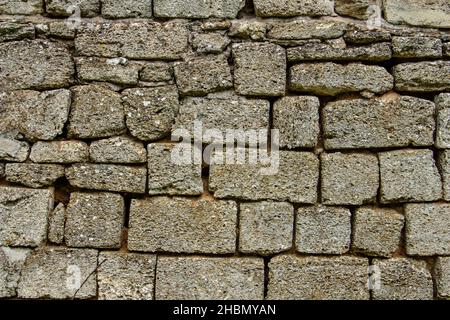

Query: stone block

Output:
[436, 93, 450, 148]
[254, 0, 333, 17]
[439, 150, 450, 201]
[0, 138, 29, 162]
[153, 0, 245, 18]
[5, 163, 65, 188]
[392, 37, 442, 58]
[101, 0, 152, 18]
[384, 0, 450, 28]
[435, 257, 450, 299]
[90, 136, 146, 164]
[48, 203, 66, 245]
[0, 22, 35, 42]
[0, 0, 43, 15]
[46, 0, 100, 17]
[335, 0, 381, 19]
[191, 32, 230, 54]
[0, 247, 31, 298]
[75, 57, 141, 85]
[140, 62, 172, 83]
[268, 20, 347, 40]
[30, 141, 89, 164]
[393, 61, 450, 92]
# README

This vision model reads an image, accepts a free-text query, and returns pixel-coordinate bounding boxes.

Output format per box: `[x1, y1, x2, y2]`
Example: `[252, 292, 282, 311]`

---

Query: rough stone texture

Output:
[229, 20, 267, 40]
[239, 201, 294, 255]
[174, 55, 232, 96]
[17, 248, 98, 299]
[101, 0, 152, 18]
[296, 206, 351, 255]
[439, 150, 450, 201]
[290, 63, 393, 96]
[0, 138, 29, 162]
[268, 20, 347, 40]
[254, 0, 333, 17]
[273, 96, 320, 148]
[435, 257, 450, 300]
[393, 61, 450, 92]
[0, 22, 35, 42]
[379, 149, 442, 203]
[65, 192, 124, 249]
[384, 0, 450, 28]
[98, 252, 156, 300]
[436, 93, 450, 149]
[140, 62, 172, 83]
[48, 21, 76, 39]
[0, 0, 43, 15]
[0, 163, 4, 178]
[128, 197, 237, 254]
[335, 0, 380, 19]
[75, 57, 141, 85]
[0, 40, 73, 90]
[68, 85, 126, 139]
[156, 257, 264, 300]
[191, 32, 230, 54]
[392, 37, 442, 58]
[122, 86, 179, 141]
[268, 255, 369, 300]
[444, 42, 450, 57]
[0, 187, 52, 247]
[323, 96, 436, 149]
[46, 0, 100, 17]
[210, 151, 319, 203]
[30, 141, 89, 164]
[0, 247, 31, 298]
[153, 0, 245, 18]
[344, 26, 391, 44]
[66, 164, 147, 194]
[405, 203, 450, 256]
[353, 207, 404, 257]
[233, 43, 286, 96]
[90, 136, 146, 164]
[372, 258, 434, 300]
[5, 163, 65, 188]
[321, 152, 379, 205]
[147, 143, 203, 196]
[48, 203, 66, 245]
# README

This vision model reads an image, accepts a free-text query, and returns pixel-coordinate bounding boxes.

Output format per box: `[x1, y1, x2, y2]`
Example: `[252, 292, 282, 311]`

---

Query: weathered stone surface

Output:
[233, 42, 286, 96]
[48, 203, 66, 244]
[75, 57, 141, 85]
[0, 40, 73, 90]
[268, 255, 369, 300]
[392, 37, 442, 58]
[90, 136, 146, 164]
[0, 163, 4, 178]
[210, 151, 319, 203]
[435, 257, 450, 299]
[444, 42, 450, 57]
[268, 20, 347, 40]
[0, 22, 34, 42]
[321, 152, 379, 205]
[290, 63, 393, 95]
[0, 0, 43, 15]
[30, 141, 89, 164]
[140, 62, 172, 83]
[344, 26, 391, 44]
[379, 149, 442, 203]
[147, 144, 203, 196]
[17, 248, 98, 299]
[174, 55, 232, 96]
[48, 21, 76, 39]
[122, 86, 179, 141]
[436, 93, 450, 149]
[405, 202, 450, 256]
[153, 0, 245, 18]
[254, 0, 333, 17]
[75, 21, 189, 59]
[384, 0, 450, 28]
[66, 164, 147, 193]
[335, 0, 380, 19]
[0, 187, 52, 247]
[239, 201, 294, 255]
[65, 192, 124, 249]
[393, 61, 450, 92]
[287, 42, 392, 62]
[101, 0, 152, 18]
[128, 197, 237, 253]
[68, 85, 126, 139]
[439, 150, 450, 201]
[372, 258, 433, 300]
[353, 207, 404, 257]
[46, 0, 100, 17]
[229, 20, 267, 40]
[273, 96, 320, 148]
[156, 257, 264, 300]
[0, 247, 31, 298]
[5, 163, 65, 188]
[191, 32, 230, 54]
[323, 96, 436, 149]
[98, 252, 156, 300]
[0, 138, 29, 162]
[296, 206, 351, 255]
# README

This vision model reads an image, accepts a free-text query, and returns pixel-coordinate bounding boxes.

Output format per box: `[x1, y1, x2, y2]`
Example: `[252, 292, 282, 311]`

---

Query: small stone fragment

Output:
[5, 163, 65, 188]
[48, 203, 66, 245]
[30, 141, 89, 164]
[90, 136, 146, 164]
[436, 93, 450, 149]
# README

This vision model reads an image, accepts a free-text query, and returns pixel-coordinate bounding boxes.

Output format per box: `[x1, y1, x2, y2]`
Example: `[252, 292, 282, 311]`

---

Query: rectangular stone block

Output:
[392, 37, 442, 58]
[5, 163, 65, 188]
[156, 257, 264, 300]
[439, 150, 450, 201]
[30, 141, 89, 164]
[75, 57, 141, 85]
[153, 0, 244, 18]
[384, 0, 450, 28]
[344, 26, 391, 44]
[0, 247, 31, 298]
[393, 61, 450, 92]
[90, 136, 146, 164]
[0, 0, 43, 15]
[46, 0, 100, 17]
[101, 0, 152, 18]
[0, 163, 4, 178]
[444, 42, 450, 57]
[0, 22, 35, 42]
[191, 32, 230, 54]
[48, 21, 76, 39]
[268, 255, 369, 300]
[0, 138, 29, 162]
[335, 0, 380, 19]
[435, 257, 450, 299]
[140, 62, 173, 83]
[128, 197, 237, 254]
[268, 20, 347, 40]
[254, 0, 333, 17]
[436, 93, 450, 149]
[48, 203, 66, 244]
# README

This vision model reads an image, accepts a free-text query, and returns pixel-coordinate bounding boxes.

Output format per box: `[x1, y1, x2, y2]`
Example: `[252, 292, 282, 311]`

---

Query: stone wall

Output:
[0, 0, 449, 300]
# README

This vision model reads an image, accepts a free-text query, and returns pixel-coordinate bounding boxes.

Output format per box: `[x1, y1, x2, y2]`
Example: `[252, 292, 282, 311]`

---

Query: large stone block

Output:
[254, 0, 333, 17]
[5, 163, 65, 188]
[46, 0, 100, 17]
[90, 136, 146, 164]
[393, 61, 450, 92]
[0, 0, 43, 15]
[392, 37, 442, 58]
[435, 257, 450, 299]
[101, 0, 152, 18]
[384, 0, 450, 28]
[153, 0, 245, 18]
[30, 141, 89, 164]
[75, 57, 141, 85]
[436, 93, 450, 149]
[0, 247, 31, 298]
[439, 150, 450, 201]
[268, 20, 347, 40]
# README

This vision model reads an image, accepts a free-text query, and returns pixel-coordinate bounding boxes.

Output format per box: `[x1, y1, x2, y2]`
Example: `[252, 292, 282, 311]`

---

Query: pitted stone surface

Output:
[46, 0, 100, 17]
[0, 22, 35, 42]
[5, 163, 65, 188]
[75, 57, 141, 85]
[393, 61, 450, 92]
[435, 257, 450, 299]
[0, 138, 29, 162]
[48, 203, 66, 245]
[335, 0, 380, 20]
[392, 37, 442, 58]
[384, 0, 450, 28]
[153, 0, 245, 18]
[439, 150, 450, 201]
[436, 93, 450, 149]
[90, 136, 146, 164]
[254, 0, 334, 17]
[268, 20, 347, 40]
[0, 247, 32, 298]
[101, 0, 152, 18]
[30, 141, 89, 164]
[0, 0, 43, 15]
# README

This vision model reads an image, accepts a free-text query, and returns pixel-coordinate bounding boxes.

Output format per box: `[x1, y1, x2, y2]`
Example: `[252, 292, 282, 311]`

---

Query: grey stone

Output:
[0, 22, 34, 42]
[98, 252, 156, 300]
[68, 85, 126, 139]
[323, 96, 436, 149]
[66, 164, 147, 194]
[156, 257, 264, 300]
[140, 62, 173, 83]
[191, 32, 230, 54]
[379, 149, 442, 203]
[153, 0, 245, 18]
[17, 248, 98, 299]
[439, 150, 450, 201]
[335, 0, 380, 19]
[372, 258, 433, 300]
[233, 42, 286, 96]
[344, 27, 391, 45]
[0, 187, 53, 247]
[268, 20, 347, 40]
[101, 0, 152, 18]
[394, 61, 450, 92]
[353, 207, 404, 257]
[254, 0, 333, 17]
[0, 247, 31, 298]
[0, 0, 43, 14]
[444, 42, 450, 57]
[290, 63, 393, 96]
[321, 152, 379, 205]
[228, 20, 267, 40]
[128, 197, 237, 254]
[48, 21, 76, 39]
[90, 136, 147, 164]
[239, 201, 294, 255]
[384, 0, 450, 28]
[0, 40, 73, 90]
[147, 143, 203, 196]
[436, 93, 450, 149]
[268, 255, 369, 300]
[405, 202, 450, 256]
[273, 96, 320, 148]
[5, 163, 65, 188]
[435, 257, 450, 299]
[392, 37, 442, 58]
[0, 138, 29, 162]
[0, 163, 4, 178]
[201, 20, 231, 30]
[174, 55, 232, 96]
[65, 192, 124, 249]
[46, 0, 100, 17]
[48, 203, 66, 244]
[30, 141, 89, 164]
[296, 206, 351, 255]
[75, 57, 141, 85]
[210, 151, 319, 203]
[122, 86, 179, 141]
